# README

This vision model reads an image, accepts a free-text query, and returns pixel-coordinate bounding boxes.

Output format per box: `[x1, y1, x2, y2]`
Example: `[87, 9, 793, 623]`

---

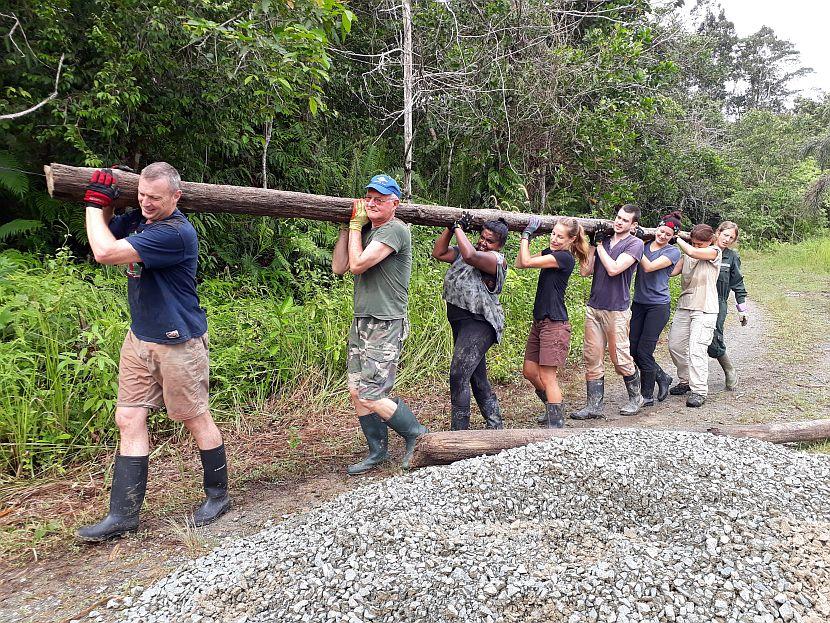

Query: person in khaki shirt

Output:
[667, 224, 723, 407]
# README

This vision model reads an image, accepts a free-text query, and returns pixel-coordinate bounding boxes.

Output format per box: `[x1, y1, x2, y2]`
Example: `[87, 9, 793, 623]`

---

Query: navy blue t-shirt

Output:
[633, 243, 681, 305]
[109, 209, 207, 344]
[533, 249, 576, 322]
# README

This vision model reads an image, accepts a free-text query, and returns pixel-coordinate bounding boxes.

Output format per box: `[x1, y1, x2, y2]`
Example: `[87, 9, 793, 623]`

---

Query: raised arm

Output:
[670, 256, 684, 276]
[677, 238, 718, 261]
[596, 242, 638, 276]
[639, 250, 673, 273]
[432, 227, 458, 263]
[580, 245, 596, 276]
[456, 228, 499, 275]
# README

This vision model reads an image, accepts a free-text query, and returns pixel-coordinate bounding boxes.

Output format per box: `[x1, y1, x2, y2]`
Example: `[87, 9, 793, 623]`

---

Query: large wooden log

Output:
[707, 419, 830, 444]
[45, 163, 643, 235]
[409, 429, 580, 468]
[411, 420, 830, 469]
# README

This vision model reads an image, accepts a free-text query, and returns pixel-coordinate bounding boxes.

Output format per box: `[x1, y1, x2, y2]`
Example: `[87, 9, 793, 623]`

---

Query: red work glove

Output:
[83, 168, 120, 208]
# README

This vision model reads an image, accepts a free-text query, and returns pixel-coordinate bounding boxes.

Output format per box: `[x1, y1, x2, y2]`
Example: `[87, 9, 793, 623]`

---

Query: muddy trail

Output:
[2, 297, 829, 623]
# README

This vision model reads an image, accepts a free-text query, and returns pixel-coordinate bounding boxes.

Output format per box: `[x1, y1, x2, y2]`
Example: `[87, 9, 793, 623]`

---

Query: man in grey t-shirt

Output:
[332, 175, 427, 475]
[572, 204, 645, 419]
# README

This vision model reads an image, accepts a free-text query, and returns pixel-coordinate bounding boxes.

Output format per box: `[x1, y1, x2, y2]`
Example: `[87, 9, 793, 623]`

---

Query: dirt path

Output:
[2, 295, 829, 623]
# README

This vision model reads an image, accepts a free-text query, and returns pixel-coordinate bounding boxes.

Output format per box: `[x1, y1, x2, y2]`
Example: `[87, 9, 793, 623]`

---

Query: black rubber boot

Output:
[718, 355, 737, 390]
[640, 369, 657, 407]
[669, 381, 690, 396]
[76, 454, 148, 542]
[481, 394, 504, 430]
[655, 368, 673, 402]
[571, 378, 605, 420]
[686, 392, 706, 408]
[620, 370, 645, 416]
[450, 405, 471, 431]
[387, 399, 428, 470]
[347, 413, 389, 475]
[193, 444, 232, 527]
[535, 389, 549, 424]
[542, 402, 564, 429]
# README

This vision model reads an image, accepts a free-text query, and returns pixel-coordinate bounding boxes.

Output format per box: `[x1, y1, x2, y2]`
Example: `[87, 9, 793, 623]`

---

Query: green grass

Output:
[0, 232, 594, 477]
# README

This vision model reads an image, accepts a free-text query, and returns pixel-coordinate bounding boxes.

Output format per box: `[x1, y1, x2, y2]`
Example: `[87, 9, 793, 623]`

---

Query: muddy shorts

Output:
[347, 317, 407, 401]
[117, 330, 210, 421]
[524, 319, 571, 368]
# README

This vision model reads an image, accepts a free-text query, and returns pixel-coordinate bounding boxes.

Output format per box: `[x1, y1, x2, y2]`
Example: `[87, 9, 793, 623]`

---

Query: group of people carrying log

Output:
[72, 165, 747, 542]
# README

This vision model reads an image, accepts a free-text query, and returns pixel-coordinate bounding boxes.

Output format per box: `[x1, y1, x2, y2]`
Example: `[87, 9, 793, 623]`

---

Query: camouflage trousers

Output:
[347, 317, 408, 401]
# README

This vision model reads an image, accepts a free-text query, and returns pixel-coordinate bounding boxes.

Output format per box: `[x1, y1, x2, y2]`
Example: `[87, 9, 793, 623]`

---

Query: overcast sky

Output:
[683, 0, 830, 99]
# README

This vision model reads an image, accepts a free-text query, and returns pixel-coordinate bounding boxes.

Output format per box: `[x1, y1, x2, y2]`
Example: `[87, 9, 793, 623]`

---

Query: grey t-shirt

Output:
[633, 243, 681, 305]
[353, 218, 412, 320]
[587, 235, 644, 311]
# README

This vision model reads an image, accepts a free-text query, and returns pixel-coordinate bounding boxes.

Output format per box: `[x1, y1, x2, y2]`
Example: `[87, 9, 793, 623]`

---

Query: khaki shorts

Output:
[346, 317, 406, 401]
[117, 330, 210, 421]
[524, 319, 571, 368]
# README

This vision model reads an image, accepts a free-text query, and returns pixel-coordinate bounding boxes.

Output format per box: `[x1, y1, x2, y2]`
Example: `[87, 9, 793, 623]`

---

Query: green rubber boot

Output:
[387, 399, 428, 470]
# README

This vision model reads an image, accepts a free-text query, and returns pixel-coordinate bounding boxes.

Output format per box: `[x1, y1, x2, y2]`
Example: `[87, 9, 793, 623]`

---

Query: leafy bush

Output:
[0, 232, 598, 476]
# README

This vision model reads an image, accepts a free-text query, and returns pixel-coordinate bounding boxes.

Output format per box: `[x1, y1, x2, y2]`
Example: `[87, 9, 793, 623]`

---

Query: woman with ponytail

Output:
[433, 214, 510, 430]
[630, 211, 683, 406]
[515, 216, 590, 428]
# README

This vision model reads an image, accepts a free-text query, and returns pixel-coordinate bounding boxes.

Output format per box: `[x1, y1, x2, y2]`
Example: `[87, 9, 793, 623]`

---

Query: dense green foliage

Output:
[1, 1, 830, 475]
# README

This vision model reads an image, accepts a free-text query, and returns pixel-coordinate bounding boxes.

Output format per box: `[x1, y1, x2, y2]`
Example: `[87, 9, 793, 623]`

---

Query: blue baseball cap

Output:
[365, 174, 401, 198]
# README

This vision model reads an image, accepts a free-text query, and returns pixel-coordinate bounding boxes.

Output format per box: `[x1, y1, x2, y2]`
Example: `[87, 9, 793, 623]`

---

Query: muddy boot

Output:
[76, 454, 148, 542]
[481, 394, 504, 430]
[620, 370, 645, 416]
[571, 378, 605, 420]
[669, 381, 690, 396]
[542, 402, 564, 429]
[655, 368, 673, 402]
[347, 413, 389, 475]
[450, 405, 471, 431]
[718, 355, 737, 390]
[686, 392, 706, 408]
[387, 399, 428, 470]
[535, 388, 548, 424]
[640, 369, 657, 407]
[193, 444, 232, 527]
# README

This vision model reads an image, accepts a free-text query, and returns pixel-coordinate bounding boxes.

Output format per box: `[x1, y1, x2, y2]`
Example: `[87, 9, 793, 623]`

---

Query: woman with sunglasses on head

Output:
[667, 224, 723, 408]
[629, 211, 683, 407]
[432, 213, 510, 430]
[515, 216, 590, 428]
[707, 221, 748, 390]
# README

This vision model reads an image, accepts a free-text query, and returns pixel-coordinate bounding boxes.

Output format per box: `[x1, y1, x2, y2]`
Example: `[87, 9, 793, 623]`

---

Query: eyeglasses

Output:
[363, 196, 396, 205]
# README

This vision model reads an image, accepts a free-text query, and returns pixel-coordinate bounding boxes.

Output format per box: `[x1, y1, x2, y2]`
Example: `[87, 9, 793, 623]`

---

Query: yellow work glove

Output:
[349, 199, 369, 231]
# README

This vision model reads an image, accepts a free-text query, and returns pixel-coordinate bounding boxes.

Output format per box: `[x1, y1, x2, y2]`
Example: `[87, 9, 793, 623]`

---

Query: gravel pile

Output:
[111, 429, 830, 623]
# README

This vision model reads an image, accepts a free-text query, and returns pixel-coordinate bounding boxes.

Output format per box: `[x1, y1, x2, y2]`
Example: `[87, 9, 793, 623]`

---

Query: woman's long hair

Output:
[557, 217, 590, 267]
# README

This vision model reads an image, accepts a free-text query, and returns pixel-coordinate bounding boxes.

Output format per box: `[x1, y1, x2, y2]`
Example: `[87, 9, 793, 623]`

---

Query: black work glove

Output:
[452, 211, 475, 232]
[84, 168, 120, 209]
[633, 225, 645, 239]
[522, 216, 541, 240]
[592, 223, 612, 247]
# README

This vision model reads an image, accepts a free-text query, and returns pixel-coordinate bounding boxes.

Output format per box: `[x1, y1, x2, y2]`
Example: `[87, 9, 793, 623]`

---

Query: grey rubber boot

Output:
[640, 369, 657, 407]
[571, 378, 605, 420]
[387, 399, 428, 470]
[535, 388, 548, 424]
[450, 405, 471, 431]
[481, 394, 504, 430]
[542, 402, 564, 429]
[655, 368, 673, 402]
[620, 370, 645, 416]
[193, 444, 232, 527]
[347, 413, 389, 475]
[76, 454, 148, 542]
[718, 355, 737, 390]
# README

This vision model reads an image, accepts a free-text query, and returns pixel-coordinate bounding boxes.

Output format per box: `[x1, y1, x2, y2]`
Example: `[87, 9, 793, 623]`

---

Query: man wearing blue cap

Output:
[332, 174, 428, 474]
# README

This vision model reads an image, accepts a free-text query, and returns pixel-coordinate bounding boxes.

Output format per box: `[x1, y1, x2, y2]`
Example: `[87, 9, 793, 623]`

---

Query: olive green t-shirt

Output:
[353, 218, 411, 320]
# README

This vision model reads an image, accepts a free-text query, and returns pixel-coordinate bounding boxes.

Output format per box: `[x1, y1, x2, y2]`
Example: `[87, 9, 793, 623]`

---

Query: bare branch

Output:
[0, 54, 65, 121]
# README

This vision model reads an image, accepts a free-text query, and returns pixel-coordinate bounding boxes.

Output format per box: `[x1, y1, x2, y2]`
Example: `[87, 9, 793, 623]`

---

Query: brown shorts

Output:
[117, 330, 210, 421]
[524, 319, 571, 368]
